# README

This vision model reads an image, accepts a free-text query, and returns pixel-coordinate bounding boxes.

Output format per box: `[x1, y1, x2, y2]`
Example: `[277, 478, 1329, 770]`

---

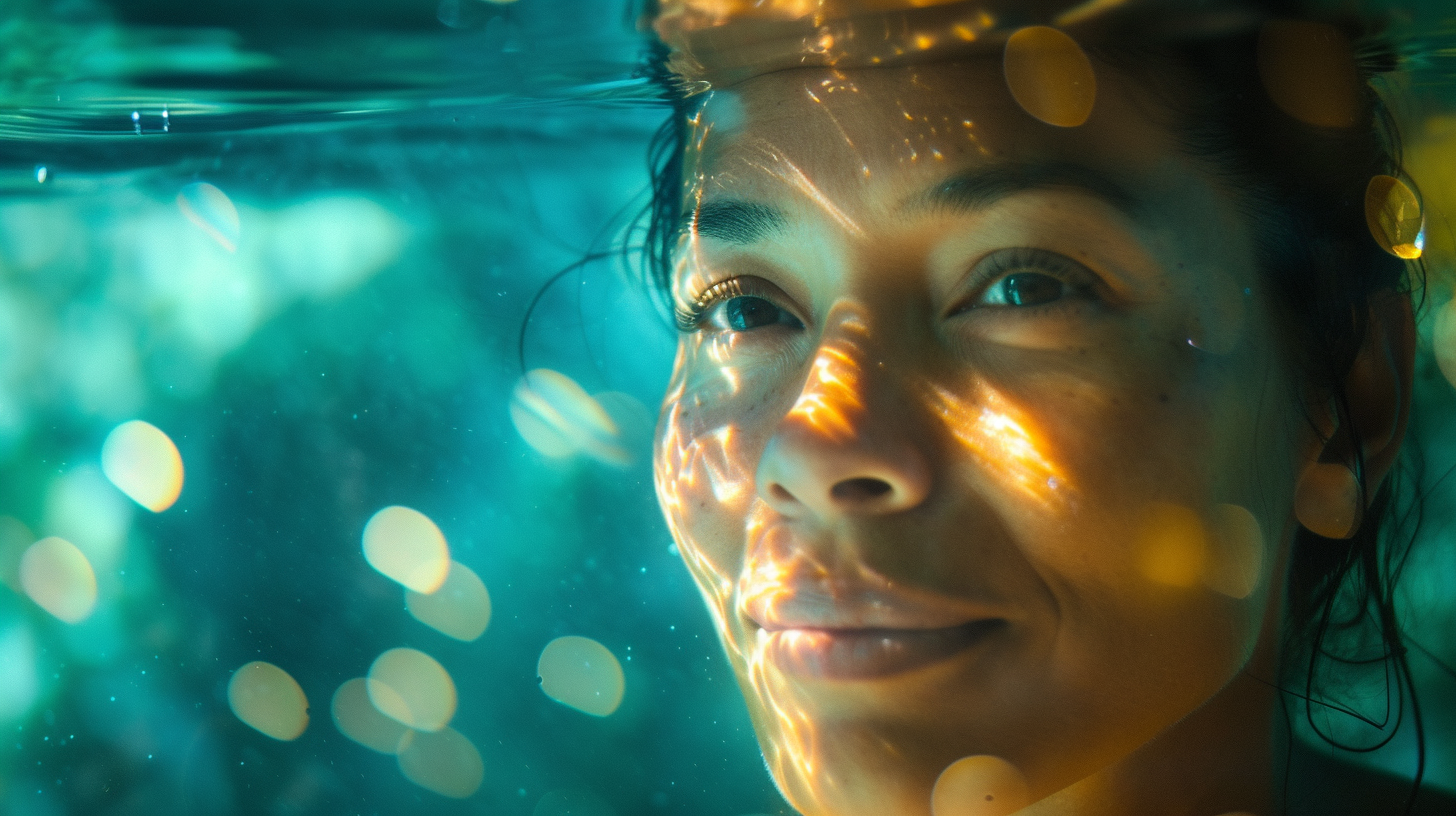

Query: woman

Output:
[644, 1, 1448, 814]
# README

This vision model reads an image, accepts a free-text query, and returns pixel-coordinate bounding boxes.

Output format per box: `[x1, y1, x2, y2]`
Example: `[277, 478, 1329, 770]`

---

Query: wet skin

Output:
[654, 58, 1336, 816]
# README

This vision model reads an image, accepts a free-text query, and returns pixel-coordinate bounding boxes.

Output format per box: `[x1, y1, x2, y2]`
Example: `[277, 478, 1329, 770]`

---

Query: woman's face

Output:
[654, 58, 1314, 816]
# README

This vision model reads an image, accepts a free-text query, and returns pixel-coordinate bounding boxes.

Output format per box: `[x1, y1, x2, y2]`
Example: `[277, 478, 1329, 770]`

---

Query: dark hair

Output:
[635, 1, 1432, 806]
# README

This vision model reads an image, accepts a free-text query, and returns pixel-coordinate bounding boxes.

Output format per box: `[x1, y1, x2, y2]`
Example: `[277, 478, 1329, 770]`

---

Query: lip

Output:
[759, 619, 1006, 680]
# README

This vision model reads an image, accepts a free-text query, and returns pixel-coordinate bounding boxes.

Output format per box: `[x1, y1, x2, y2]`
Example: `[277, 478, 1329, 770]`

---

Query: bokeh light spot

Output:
[1003, 26, 1096, 128]
[101, 420, 185, 512]
[227, 661, 309, 741]
[1205, 504, 1264, 599]
[177, 182, 240, 252]
[1294, 463, 1360, 540]
[396, 725, 484, 798]
[509, 369, 629, 465]
[406, 561, 491, 642]
[1136, 502, 1207, 589]
[1257, 20, 1360, 129]
[534, 788, 616, 816]
[367, 647, 457, 732]
[331, 677, 411, 754]
[931, 755, 1030, 816]
[19, 536, 97, 624]
[537, 635, 624, 717]
[1365, 174, 1424, 259]
[362, 506, 450, 594]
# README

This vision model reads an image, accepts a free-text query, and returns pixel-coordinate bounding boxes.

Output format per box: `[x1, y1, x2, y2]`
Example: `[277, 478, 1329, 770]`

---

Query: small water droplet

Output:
[34, 166, 46, 183]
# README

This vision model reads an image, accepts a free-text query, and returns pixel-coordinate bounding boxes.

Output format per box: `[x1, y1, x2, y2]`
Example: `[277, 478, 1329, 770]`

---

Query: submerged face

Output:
[654, 57, 1312, 816]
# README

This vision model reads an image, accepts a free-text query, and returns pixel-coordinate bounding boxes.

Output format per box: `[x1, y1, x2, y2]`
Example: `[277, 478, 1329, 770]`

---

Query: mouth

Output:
[758, 619, 1006, 680]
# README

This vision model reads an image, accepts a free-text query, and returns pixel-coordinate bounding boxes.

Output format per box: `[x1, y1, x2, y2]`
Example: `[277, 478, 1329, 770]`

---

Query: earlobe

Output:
[1300, 290, 1415, 536]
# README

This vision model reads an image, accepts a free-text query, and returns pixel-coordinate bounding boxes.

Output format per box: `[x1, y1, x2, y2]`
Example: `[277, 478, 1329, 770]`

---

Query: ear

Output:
[1327, 290, 1416, 498]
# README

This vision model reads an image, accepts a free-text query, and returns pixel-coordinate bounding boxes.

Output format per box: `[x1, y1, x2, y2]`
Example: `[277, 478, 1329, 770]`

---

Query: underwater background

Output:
[0, 1, 1453, 814]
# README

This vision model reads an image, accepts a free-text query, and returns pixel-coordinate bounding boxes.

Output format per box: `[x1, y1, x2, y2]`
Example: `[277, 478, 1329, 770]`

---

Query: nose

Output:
[756, 338, 932, 520]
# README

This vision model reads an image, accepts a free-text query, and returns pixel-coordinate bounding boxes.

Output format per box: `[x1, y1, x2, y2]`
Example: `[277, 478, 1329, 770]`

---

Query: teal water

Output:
[2, 1, 1456, 815]
[0, 1, 788, 814]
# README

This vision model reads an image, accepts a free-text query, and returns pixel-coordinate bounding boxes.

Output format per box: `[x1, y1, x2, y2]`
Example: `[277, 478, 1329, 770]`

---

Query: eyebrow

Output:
[684, 200, 790, 245]
[917, 162, 1142, 218]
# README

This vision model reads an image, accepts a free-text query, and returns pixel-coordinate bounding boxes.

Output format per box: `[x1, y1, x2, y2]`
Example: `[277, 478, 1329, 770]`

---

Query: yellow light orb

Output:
[397, 725, 484, 798]
[1003, 26, 1097, 128]
[406, 561, 492, 642]
[537, 636, 625, 717]
[362, 506, 450, 594]
[19, 537, 97, 624]
[1365, 175, 1424, 260]
[1205, 504, 1264, 599]
[331, 677, 411, 754]
[930, 755, 1030, 816]
[1257, 20, 1360, 129]
[367, 647, 457, 732]
[227, 661, 309, 741]
[1136, 502, 1207, 589]
[101, 420, 185, 512]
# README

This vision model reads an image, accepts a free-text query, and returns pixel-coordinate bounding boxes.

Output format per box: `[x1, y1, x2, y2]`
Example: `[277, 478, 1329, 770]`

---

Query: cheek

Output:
[654, 358, 774, 599]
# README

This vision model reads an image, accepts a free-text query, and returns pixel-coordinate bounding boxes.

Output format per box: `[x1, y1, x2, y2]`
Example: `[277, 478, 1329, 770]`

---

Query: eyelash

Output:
[675, 277, 787, 332]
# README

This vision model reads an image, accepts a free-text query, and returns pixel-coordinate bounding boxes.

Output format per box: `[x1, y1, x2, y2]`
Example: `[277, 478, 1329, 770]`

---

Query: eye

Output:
[951, 247, 1101, 315]
[718, 295, 799, 331]
[677, 276, 805, 334]
[982, 272, 1065, 307]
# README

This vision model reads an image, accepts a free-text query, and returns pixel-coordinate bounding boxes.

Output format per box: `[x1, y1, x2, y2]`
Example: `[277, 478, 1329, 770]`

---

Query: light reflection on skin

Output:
[653, 58, 1328, 816]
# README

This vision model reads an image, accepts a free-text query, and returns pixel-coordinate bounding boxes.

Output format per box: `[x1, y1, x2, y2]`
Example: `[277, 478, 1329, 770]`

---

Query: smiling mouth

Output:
[761, 619, 1006, 680]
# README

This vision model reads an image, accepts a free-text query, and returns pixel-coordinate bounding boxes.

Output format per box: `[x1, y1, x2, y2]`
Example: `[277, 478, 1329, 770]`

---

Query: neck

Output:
[1022, 668, 1279, 816]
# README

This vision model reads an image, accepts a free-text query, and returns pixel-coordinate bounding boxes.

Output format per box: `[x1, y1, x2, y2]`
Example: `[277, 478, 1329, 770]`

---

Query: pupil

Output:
[726, 296, 778, 330]
[1002, 273, 1063, 306]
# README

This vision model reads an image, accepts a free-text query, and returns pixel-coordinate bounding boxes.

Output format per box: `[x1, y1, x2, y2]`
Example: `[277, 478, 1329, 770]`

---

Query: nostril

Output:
[770, 484, 797, 503]
[831, 477, 893, 503]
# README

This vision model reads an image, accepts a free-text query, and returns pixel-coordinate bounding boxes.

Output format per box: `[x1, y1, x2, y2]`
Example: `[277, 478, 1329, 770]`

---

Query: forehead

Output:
[689, 58, 1183, 212]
